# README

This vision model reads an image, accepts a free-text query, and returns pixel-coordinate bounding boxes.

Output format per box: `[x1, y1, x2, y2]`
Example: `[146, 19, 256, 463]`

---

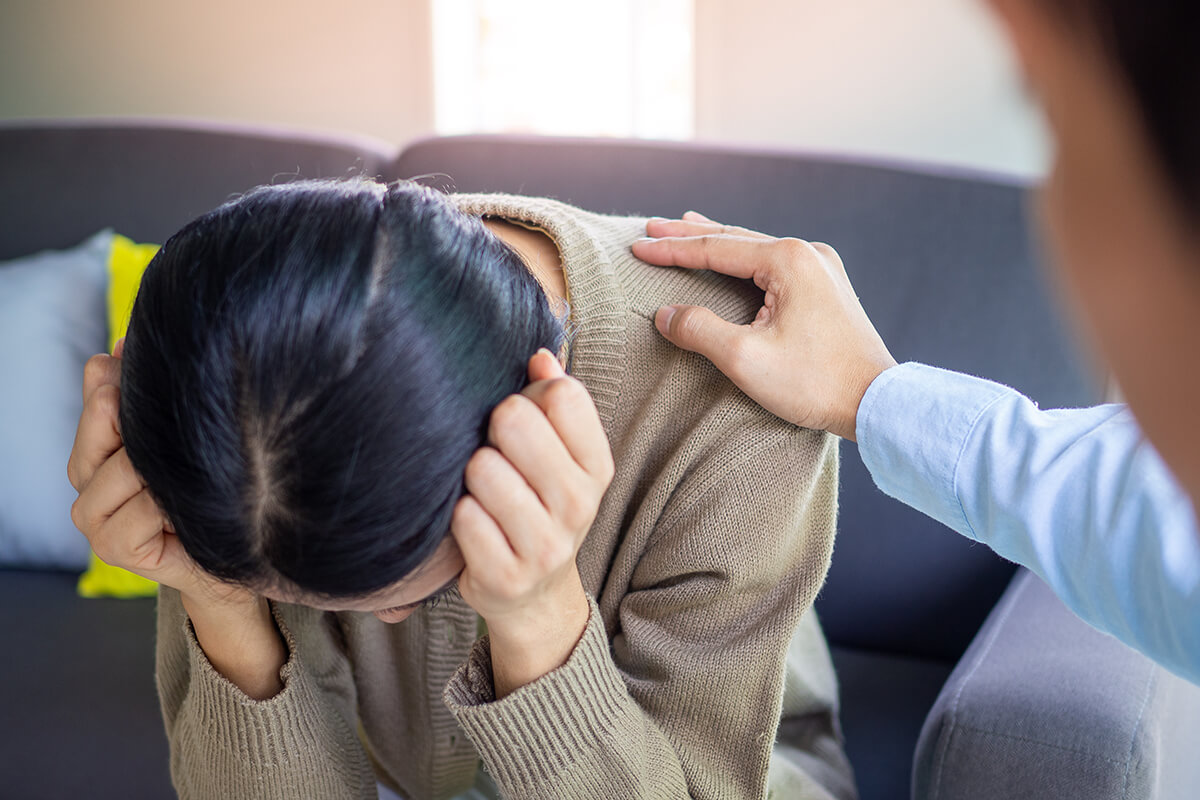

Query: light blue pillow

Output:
[0, 230, 112, 570]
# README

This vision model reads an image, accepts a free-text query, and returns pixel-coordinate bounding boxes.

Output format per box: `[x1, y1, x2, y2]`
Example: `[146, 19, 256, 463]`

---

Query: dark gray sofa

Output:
[2, 120, 1196, 800]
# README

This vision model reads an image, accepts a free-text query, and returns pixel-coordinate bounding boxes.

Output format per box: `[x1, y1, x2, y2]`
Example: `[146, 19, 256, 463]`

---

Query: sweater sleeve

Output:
[155, 586, 377, 799]
[443, 425, 845, 800]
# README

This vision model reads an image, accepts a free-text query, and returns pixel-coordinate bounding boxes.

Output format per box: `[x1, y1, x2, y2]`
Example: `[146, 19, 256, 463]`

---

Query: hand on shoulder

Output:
[632, 212, 897, 440]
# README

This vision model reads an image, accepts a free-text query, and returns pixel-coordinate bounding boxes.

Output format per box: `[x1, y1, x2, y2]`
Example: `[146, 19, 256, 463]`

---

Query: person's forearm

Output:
[857, 362, 1200, 682]
[181, 592, 286, 700]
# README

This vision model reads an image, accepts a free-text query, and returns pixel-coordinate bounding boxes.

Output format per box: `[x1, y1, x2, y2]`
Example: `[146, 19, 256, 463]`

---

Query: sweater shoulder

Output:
[450, 193, 764, 325]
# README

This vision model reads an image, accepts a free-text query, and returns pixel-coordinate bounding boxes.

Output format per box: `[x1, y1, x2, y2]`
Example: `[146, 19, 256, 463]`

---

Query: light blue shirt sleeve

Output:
[856, 361, 1200, 684]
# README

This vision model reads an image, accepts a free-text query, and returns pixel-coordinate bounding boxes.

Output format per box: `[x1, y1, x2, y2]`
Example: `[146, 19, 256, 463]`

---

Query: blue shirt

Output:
[856, 362, 1200, 684]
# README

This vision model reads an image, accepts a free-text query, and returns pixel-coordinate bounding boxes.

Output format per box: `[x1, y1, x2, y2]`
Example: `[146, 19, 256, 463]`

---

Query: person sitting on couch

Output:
[66, 179, 855, 800]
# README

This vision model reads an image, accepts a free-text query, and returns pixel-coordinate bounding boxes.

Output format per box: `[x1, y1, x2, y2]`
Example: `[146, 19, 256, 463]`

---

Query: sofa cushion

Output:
[914, 569, 1200, 800]
[0, 570, 170, 798]
[0, 231, 111, 570]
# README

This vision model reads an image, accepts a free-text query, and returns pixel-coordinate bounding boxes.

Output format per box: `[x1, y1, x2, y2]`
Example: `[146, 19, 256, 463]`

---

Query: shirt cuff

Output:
[442, 595, 632, 789]
[856, 362, 1011, 540]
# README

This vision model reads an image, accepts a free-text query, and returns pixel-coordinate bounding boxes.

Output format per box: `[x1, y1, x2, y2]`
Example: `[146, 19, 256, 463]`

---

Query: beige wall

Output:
[694, 0, 1047, 177]
[0, 0, 435, 146]
[1, 0, 1043, 175]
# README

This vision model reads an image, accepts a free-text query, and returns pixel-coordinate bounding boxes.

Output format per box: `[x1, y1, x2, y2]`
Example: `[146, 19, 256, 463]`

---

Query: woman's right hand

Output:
[67, 342, 285, 699]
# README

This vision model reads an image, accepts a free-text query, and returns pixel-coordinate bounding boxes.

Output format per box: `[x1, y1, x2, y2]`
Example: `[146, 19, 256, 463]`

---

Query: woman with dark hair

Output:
[637, 0, 1200, 683]
[67, 179, 854, 799]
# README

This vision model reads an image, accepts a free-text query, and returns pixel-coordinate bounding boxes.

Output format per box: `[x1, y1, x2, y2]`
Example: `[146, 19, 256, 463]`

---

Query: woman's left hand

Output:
[453, 348, 615, 698]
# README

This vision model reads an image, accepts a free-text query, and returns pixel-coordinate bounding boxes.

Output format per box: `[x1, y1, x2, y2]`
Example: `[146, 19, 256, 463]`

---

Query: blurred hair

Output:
[1042, 0, 1200, 222]
[120, 179, 564, 598]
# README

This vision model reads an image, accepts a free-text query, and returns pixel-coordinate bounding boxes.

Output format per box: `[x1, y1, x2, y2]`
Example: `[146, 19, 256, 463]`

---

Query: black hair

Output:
[119, 179, 565, 598]
[1042, 0, 1200, 223]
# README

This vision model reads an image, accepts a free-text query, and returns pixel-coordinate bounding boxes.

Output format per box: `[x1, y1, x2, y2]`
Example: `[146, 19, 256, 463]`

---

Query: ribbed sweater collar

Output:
[452, 194, 629, 433]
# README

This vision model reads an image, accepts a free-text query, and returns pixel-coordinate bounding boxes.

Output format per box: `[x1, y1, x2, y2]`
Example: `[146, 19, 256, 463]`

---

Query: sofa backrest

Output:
[0, 119, 397, 260]
[395, 134, 1103, 662]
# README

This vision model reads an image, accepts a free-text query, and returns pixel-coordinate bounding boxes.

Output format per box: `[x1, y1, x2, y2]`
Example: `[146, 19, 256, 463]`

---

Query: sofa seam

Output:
[949, 723, 1129, 767]
[1120, 666, 1157, 798]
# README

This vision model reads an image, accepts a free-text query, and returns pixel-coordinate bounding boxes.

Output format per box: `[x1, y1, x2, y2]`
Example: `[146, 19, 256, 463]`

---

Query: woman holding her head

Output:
[67, 180, 855, 799]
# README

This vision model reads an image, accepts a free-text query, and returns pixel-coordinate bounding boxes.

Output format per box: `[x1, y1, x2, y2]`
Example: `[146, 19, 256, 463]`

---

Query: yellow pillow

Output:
[77, 235, 161, 599]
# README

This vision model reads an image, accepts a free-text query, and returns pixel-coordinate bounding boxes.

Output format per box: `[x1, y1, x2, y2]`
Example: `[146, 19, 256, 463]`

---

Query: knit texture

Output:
[155, 194, 852, 800]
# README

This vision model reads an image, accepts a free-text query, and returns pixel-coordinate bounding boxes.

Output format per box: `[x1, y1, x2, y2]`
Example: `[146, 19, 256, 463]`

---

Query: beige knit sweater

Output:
[155, 194, 855, 800]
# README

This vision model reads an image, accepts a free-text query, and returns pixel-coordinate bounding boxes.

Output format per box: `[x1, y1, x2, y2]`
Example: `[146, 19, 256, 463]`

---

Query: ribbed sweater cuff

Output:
[182, 605, 351, 770]
[443, 596, 633, 788]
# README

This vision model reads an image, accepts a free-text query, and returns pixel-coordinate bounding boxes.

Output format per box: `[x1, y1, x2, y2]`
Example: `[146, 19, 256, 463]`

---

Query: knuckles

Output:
[66, 453, 80, 492]
[487, 394, 534, 443]
[68, 496, 86, 534]
[774, 236, 843, 269]
[82, 353, 114, 397]
[86, 383, 122, 431]
[721, 335, 755, 378]
[535, 539, 573, 574]
[809, 241, 845, 268]
[774, 236, 818, 264]
[464, 446, 506, 487]
[596, 452, 616, 487]
[70, 492, 106, 535]
[540, 375, 584, 409]
[671, 305, 708, 341]
[557, 492, 595, 533]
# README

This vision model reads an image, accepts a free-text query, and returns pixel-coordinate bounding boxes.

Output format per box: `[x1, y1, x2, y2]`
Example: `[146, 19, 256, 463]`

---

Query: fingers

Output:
[93, 488, 176, 581]
[488, 395, 580, 507]
[632, 233, 784, 282]
[654, 304, 754, 380]
[451, 494, 517, 579]
[526, 348, 563, 383]
[70, 447, 146, 537]
[518, 356, 614, 483]
[67, 382, 123, 492]
[462, 446, 548, 556]
[82, 352, 122, 405]
[645, 215, 774, 242]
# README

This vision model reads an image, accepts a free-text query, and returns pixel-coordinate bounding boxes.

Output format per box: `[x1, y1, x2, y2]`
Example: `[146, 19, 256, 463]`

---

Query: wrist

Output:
[182, 591, 287, 700]
[833, 356, 897, 441]
[485, 574, 591, 698]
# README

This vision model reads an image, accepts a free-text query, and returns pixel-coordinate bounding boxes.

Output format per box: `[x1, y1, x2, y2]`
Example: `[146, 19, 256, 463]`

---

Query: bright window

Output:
[433, 0, 693, 139]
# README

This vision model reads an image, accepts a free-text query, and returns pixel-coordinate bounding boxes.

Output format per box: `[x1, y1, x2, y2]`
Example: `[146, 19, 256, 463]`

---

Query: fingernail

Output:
[536, 347, 564, 372]
[655, 306, 677, 335]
